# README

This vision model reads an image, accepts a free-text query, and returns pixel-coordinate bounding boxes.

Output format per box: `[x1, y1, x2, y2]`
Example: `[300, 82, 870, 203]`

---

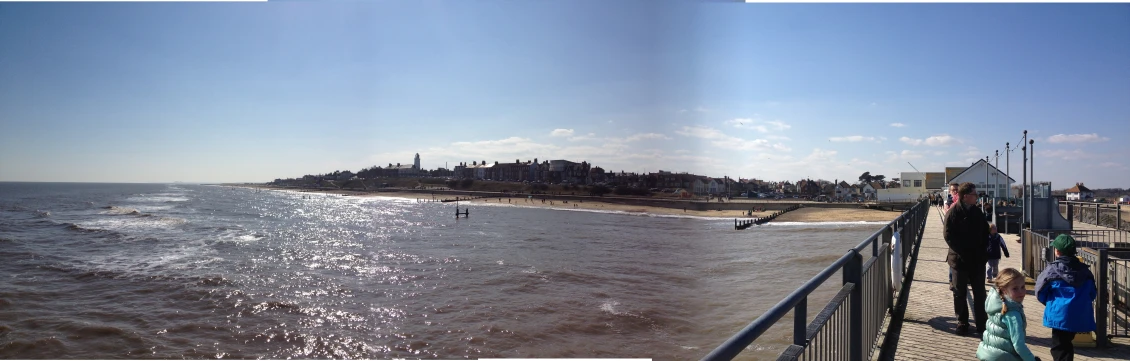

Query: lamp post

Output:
[1030, 139, 1035, 228]
[1022, 130, 1028, 229]
[985, 156, 990, 204]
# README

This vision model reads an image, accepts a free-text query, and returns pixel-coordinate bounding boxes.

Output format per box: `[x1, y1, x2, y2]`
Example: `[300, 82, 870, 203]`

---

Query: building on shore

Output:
[1065, 183, 1094, 201]
[946, 159, 1014, 198]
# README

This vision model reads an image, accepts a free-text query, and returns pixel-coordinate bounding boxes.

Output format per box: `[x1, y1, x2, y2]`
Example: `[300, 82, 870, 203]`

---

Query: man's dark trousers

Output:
[951, 262, 987, 331]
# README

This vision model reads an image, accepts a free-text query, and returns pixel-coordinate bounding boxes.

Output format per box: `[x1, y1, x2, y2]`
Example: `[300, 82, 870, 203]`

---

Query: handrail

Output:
[701, 200, 929, 361]
[700, 252, 853, 361]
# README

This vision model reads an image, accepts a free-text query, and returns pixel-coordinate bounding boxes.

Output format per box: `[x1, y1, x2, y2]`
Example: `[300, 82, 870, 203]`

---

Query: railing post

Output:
[880, 225, 892, 257]
[1021, 230, 1029, 277]
[1097, 248, 1108, 347]
[793, 298, 806, 346]
[1067, 203, 1073, 229]
[843, 249, 863, 361]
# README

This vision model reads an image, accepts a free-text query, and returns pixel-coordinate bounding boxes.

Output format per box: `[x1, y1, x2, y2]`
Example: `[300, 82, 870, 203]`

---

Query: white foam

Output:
[215, 229, 264, 243]
[77, 215, 187, 232]
[134, 205, 175, 212]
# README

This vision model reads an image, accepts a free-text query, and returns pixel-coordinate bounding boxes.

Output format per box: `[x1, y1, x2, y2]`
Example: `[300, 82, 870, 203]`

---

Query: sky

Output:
[1, 1, 1128, 189]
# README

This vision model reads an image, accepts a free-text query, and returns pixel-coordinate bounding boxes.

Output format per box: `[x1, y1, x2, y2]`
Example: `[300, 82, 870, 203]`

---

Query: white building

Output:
[947, 159, 1015, 198]
[900, 172, 927, 191]
[1065, 183, 1094, 201]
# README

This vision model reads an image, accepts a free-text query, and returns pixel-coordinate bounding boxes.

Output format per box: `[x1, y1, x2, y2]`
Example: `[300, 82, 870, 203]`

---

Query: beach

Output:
[246, 185, 904, 223]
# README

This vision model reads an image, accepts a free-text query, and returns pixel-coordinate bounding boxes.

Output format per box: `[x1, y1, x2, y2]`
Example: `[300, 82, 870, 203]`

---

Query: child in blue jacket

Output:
[1035, 234, 1097, 361]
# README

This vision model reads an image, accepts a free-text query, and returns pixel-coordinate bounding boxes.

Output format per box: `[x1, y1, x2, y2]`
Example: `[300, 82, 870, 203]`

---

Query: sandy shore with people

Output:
[248, 186, 903, 223]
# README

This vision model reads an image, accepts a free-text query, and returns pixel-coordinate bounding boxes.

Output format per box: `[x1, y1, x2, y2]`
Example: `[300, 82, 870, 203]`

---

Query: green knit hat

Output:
[1052, 234, 1077, 256]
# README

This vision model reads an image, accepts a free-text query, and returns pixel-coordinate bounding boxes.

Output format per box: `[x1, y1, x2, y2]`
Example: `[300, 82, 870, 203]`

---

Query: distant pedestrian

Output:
[976, 268, 1040, 361]
[1036, 234, 1097, 361]
[986, 223, 1010, 281]
[945, 182, 960, 214]
[945, 182, 990, 336]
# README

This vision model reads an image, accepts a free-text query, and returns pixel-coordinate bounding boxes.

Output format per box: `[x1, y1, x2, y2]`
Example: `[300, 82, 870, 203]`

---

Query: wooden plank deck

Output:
[886, 207, 1130, 360]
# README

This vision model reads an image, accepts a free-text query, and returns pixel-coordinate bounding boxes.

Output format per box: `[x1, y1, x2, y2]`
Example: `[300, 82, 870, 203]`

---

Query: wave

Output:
[0, 337, 67, 358]
[126, 195, 190, 203]
[75, 214, 187, 232]
[101, 206, 141, 215]
[62, 222, 125, 239]
[214, 229, 265, 243]
[38, 260, 232, 289]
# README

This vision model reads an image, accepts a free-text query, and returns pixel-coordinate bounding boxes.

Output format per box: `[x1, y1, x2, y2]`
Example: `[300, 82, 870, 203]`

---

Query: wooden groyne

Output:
[441, 195, 488, 203]
[734, 204, 802, 229]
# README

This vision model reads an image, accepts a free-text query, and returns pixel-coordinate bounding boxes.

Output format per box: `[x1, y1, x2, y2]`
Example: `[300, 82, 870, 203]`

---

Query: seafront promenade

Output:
[887, 207, 1130, 360]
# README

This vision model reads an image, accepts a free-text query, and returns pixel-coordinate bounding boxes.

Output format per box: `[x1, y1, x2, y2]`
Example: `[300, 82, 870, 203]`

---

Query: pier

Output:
[881, 208, 1129, 360]
[704, 203, 1130, 360]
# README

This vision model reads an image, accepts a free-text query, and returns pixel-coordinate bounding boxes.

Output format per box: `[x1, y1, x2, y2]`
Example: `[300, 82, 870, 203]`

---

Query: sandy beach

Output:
[248, 186, 904, 223]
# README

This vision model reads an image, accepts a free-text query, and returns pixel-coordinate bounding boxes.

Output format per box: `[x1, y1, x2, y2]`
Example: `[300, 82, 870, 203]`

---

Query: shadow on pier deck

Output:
[881, 207, 1130, 360]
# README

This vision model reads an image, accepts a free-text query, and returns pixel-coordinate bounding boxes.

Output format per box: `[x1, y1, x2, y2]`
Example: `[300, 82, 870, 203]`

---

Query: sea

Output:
[0, 182, 889, 360]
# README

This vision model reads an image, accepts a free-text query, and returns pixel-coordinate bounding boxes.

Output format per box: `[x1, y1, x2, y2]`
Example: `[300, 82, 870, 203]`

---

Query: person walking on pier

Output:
[977, 268, 1040, 361]
[986, 223, 1010, 281]
[945, 182, 990, 336]
[1036, 234, 1096, 361]
[945, 182, 960, 214]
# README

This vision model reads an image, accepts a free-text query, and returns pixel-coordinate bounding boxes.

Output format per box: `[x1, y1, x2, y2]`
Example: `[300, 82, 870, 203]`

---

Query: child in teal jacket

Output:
[977, 268, 1039, 361]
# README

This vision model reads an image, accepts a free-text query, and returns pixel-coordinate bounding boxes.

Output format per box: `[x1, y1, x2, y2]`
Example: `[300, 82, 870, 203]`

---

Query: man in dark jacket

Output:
[1036, 234, 1097, 361]
[944, 182, 990, 335]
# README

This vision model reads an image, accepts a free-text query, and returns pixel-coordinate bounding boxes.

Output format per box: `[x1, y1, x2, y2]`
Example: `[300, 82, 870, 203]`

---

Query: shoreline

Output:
[236, 185, 905, 223]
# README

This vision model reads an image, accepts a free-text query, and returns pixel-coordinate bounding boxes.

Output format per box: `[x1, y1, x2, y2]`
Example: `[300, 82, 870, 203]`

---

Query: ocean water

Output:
[0, 182, 888, 360]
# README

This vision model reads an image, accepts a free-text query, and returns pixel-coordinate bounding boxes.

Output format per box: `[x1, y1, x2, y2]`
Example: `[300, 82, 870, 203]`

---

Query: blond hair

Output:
[995, 268, 1024, 314]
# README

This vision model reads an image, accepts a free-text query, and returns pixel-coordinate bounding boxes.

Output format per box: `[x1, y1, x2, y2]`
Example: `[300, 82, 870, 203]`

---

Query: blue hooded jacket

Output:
[1036, 255, 1097, 332]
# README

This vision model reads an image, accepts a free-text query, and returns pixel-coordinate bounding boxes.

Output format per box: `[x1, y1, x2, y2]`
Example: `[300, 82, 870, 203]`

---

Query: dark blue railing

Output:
[702, 200, 929, 361]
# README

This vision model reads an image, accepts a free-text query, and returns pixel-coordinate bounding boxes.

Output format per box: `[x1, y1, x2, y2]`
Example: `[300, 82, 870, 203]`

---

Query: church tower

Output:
[414, 153, 421, 170]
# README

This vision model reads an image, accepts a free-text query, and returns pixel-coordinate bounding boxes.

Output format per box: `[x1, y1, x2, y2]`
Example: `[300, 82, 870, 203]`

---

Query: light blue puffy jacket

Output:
[976, 287, 1037, 361]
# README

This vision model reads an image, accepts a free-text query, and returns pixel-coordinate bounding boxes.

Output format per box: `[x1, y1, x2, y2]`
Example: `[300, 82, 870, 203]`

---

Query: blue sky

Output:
[1, 2, 1128, 189]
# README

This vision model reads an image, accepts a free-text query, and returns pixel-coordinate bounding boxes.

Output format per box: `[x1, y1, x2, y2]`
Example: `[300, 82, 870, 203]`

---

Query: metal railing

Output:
[1060, 202, 1127, 231]
[701, 200, 929, 361]
[1021, 229, 1130, 346]
[1108, 251, 1130, 339]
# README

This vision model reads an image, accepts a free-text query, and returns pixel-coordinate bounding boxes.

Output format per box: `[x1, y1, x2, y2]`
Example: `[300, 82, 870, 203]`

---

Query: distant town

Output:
[269, 153, 1130, 204]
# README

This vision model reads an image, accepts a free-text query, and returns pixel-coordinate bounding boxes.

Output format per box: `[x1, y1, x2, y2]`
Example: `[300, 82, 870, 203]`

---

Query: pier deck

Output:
[887, 207, 1130, 360]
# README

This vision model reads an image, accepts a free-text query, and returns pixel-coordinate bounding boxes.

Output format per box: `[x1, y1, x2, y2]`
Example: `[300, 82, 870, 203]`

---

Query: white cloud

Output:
[765, 120, 791, 131]
[550, 129, 574, 137]
[890, 123, 906, 128]
[623, 133, 670, 142]
[900, 134, 960, 147]
[885, 150, 924, 162]
[675, 126, 775, 151]
[567, 133, 597, 142]
[1038, 149, 1095, 161]
[804, 148, 838, 162]
[1094, 162, 1129, 170]
[829, 135, 879, 143]
[959, 147, 981, 157]
[1045, 133, 1109, 144]
[725, 117, 791, 133]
